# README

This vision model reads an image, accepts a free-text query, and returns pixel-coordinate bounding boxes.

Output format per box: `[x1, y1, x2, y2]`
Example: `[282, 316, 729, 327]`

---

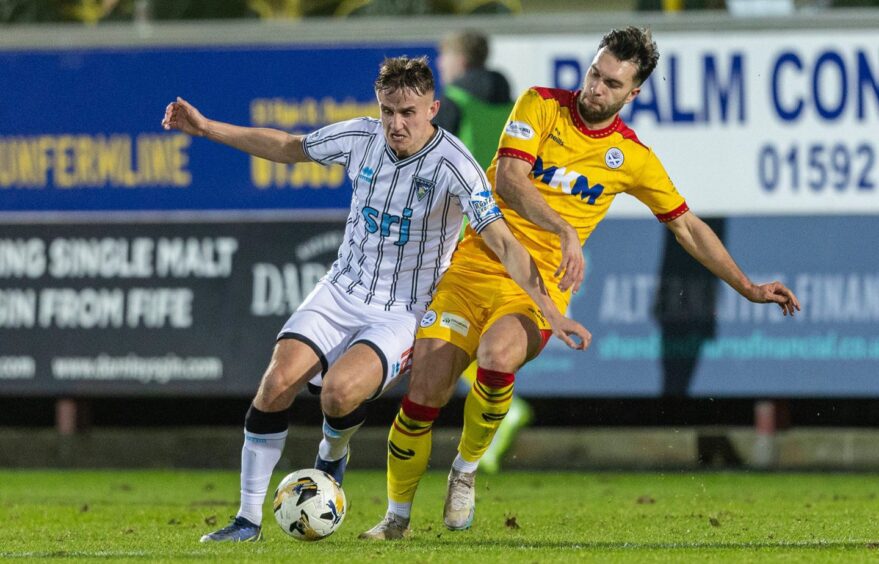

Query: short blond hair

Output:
[374, 56, 435, 96]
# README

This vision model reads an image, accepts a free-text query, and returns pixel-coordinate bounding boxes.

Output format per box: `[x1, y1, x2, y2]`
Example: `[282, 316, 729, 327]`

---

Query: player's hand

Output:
[555, 225, 584, 294]
[161, 97, 208, 137]
[745, 281, 801, 317]
[547, 314, 592, 351]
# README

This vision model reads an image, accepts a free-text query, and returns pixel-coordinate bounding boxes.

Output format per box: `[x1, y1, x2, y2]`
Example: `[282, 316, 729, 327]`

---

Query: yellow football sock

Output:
[387, 395, 440, 505]
[458, 367, 515, 462]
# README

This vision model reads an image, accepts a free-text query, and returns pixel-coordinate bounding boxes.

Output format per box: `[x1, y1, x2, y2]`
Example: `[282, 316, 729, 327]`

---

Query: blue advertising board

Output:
[0, 44, 436, 213]
[520, 216, 879, 397]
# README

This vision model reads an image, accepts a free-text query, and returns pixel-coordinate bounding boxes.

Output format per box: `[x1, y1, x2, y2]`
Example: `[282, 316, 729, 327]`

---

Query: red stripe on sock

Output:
[473, 381, 513, 404]
[401, 395, 440, 422]
[476, 367, 515, 388]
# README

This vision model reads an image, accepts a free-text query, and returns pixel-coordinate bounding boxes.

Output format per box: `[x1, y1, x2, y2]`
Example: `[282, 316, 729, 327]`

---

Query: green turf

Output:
[1, 469, 878, 562]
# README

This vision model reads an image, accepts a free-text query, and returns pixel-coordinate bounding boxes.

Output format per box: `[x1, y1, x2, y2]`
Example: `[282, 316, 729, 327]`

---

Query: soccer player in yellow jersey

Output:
[361, 27, 801, 540]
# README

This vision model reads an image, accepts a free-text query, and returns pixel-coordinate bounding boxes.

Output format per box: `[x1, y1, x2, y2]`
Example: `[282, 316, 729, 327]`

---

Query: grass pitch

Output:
[1, 469, 877, 562]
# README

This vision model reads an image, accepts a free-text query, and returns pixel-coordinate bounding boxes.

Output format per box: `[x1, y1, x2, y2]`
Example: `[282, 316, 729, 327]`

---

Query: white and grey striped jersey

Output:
[301, 117, 502, 312]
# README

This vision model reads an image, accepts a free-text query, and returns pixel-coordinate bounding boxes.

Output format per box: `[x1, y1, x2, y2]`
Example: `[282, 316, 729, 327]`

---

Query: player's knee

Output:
[407, 373, 450, 407]
[477, 340, 523, 373]
[320, 384, 363, 417]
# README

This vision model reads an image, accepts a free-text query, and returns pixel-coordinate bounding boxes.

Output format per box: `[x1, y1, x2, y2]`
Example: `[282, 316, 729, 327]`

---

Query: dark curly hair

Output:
[374, 56, 435, 96]
[599, 27, 659, 86]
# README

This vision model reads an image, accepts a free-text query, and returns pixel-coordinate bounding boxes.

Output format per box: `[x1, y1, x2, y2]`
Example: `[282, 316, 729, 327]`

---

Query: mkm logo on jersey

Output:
[531, 156, 604, 204]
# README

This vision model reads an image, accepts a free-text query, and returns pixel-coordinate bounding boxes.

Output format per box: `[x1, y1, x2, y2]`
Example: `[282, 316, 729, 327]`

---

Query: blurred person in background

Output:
[162, 55, 587, 543]
[0, 0, 260, 23]
[435, 30, 530, 475]
[361, 26, 800, 541]
[0, 0, 521, 23]
[333, 0, 518, 16]
[435, 30, 513, 170]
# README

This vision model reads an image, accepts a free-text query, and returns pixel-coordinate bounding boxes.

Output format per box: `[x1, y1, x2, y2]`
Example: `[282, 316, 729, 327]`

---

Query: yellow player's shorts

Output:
[416, 261, 569, 360]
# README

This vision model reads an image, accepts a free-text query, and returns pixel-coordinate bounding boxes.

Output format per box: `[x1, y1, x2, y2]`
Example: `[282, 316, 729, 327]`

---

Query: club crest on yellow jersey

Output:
[605, 148, 624, 169]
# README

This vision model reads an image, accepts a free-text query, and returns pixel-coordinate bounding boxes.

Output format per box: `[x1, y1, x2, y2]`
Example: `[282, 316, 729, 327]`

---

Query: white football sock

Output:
[452, 453, 479, 474]
[318, 417, 363, 462]
[388, 500, 412, 519]
[237, 429, 287, 525]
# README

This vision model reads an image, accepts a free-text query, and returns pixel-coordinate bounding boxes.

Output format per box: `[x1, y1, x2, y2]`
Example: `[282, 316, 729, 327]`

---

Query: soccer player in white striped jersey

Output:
[162, 56, 590, 543]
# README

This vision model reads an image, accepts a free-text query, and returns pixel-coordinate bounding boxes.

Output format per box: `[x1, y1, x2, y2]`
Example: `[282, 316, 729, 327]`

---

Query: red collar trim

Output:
[570, 90, 622, 139]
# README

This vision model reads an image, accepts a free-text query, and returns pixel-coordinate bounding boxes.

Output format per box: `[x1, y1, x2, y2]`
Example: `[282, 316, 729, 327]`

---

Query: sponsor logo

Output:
[605, 148, 624, 169]
[504, 120, 535, 140]
[532, 156, 604, 205]
[362, 206, 413, 246]
[440, 312, 470, 336]
[470, 200, 500, 221]
[413, 176, 435, 201]
[420, 310, 437, 327]
[358, 166, 375, 184]
[548, 133, 565, 146]
[322, 421, 343, 438]
[470, 189, 500, 221]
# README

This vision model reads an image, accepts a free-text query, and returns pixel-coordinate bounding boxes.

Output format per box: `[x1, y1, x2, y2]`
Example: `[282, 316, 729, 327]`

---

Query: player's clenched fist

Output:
[161, 97, 208, 137]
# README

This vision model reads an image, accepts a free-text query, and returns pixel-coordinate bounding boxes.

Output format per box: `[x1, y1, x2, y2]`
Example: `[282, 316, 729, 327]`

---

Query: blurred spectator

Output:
[0, 0, 60, 23]
[335, 0, 454, 15]
[452, 0, 519, 12]
[1, 0, 260, 24]
[653, 218, 725, 397]
[334, 0, 518, 16]
[637, 0, 727, 10]
[247, 0, 302, 18]
[434, 29, 512, 169]
[150, 0, 259, 20]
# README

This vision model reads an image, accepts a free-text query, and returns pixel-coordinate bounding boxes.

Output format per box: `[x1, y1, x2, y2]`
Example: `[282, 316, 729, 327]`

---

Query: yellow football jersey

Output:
[453, 86, 688, 282]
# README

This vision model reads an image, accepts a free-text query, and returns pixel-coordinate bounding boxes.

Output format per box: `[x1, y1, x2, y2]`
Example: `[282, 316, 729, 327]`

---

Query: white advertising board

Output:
[491, 30, 879, 217]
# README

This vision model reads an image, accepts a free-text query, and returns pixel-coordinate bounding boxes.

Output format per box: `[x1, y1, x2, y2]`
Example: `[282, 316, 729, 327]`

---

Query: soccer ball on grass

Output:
[273, 469, 347, 541]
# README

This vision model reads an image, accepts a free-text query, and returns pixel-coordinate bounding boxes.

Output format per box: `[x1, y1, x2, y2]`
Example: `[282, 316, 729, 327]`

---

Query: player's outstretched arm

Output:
[161, 97, 308, 164]
[479, 220, 592, 350]
[495, 157, 584, 294]
[665, 211, 801, 317]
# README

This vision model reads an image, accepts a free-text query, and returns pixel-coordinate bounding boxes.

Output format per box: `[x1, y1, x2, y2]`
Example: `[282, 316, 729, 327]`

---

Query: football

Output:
[272, 469, 347, 541]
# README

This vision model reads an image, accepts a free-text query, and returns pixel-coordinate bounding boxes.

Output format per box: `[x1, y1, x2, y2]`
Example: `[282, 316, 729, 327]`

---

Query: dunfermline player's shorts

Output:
[416, 261, 569, 360]
[278, 279, 417, 400]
